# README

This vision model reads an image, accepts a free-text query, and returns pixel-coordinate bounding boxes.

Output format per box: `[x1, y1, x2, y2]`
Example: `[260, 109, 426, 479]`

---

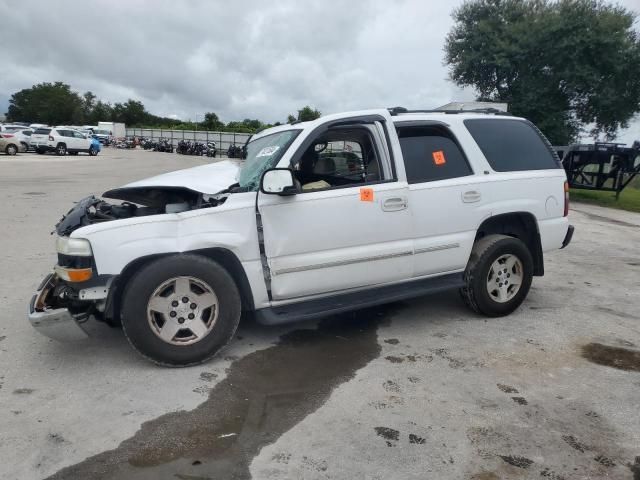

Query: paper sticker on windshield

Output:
[432, 150, 446, 166]
[257, 145, 280, 157]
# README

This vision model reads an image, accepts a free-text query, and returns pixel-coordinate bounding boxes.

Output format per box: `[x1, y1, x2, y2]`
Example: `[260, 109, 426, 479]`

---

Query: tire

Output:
[21, 142, 28, 152]
[121, 254, 241, 366]
[36, 148, 45, 155]
[460, 234, 533, 317]
[89, 146, 98, 156]
[56, 143, 67, 156]
[5, 144, 17, 156]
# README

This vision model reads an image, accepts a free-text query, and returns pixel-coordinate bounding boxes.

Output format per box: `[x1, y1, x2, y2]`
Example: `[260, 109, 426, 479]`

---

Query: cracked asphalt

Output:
[1, 149, 639, 480]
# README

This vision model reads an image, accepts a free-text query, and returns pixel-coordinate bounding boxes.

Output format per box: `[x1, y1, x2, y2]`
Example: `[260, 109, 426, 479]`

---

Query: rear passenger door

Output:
[396, 122, 485, 277]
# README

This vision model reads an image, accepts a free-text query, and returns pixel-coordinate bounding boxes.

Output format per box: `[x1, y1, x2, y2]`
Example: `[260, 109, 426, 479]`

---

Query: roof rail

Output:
[387, 106, 512, 116]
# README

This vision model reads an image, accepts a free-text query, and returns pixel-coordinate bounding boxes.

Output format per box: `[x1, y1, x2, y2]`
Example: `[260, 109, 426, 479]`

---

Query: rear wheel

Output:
[121, 254, 241, 366]
[56, 143, 67, 156]
[36, 148, 45, 155]
[5, 144, 17, 156]
[460, 234, 533, 317]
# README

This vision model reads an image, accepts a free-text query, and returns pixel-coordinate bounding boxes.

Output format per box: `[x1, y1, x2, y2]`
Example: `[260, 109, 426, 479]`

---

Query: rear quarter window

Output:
[464, 119, 560, 172]
[34, 128, 51, 135]
[397, 125, 473, 184]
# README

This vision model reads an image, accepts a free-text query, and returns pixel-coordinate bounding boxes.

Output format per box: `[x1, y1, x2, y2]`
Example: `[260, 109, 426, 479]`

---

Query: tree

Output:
[81, 91, 97, 121]
[112, 99, 147, 125]
[89, 100, 113, 124]
[6, 82, 83, 125]
[202, 112, 224, 131]
[444, 0, 640, 144]
[287, 114, 297, 124]
[295, 106, 321, 122]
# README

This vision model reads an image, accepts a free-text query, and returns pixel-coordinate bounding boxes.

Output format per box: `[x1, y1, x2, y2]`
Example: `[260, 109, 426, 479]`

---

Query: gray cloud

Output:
[0, 0, 638, 143]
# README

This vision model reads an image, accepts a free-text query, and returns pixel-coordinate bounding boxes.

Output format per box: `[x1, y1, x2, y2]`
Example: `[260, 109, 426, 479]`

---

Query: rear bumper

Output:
[27, 274, 91, 341]
[561, 225, 574, 249]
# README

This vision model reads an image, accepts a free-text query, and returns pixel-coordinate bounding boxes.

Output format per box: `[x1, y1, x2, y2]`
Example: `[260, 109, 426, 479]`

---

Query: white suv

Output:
[31, 127, 99, 156]
[28, 108, 573, 366]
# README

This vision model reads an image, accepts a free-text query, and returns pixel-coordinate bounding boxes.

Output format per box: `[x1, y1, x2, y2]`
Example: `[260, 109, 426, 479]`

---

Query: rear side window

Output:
[397, 125, 473, 184]
[464, 119, 560, 172]
[34, 128, 51, 135]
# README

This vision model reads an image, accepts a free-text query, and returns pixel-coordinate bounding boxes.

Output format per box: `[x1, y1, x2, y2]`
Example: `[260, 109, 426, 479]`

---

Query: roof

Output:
[251, 107, 522, 142]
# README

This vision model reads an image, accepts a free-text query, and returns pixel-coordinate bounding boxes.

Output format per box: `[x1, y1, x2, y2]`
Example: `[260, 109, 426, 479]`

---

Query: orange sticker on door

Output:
[360, 187, 374, 202]
[432, 150, 446, 166]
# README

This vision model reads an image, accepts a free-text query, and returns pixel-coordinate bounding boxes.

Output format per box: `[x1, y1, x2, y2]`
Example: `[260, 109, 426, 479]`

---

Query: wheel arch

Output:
[105, 248, 254, 325]
[475, 212, 544, 276]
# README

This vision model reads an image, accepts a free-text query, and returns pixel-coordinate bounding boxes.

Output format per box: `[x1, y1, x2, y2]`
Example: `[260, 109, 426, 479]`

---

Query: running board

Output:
[254, 273, 464, 325]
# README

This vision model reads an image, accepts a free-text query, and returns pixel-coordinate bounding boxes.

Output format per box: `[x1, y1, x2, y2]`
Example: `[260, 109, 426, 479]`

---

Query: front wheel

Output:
[89, 146, 98, 156]
[460, 234, 533, 317]
[56, 143, 67, 156]
[121, 254, 241, 366]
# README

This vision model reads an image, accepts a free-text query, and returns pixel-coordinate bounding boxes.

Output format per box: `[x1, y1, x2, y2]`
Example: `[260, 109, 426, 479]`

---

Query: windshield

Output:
[94, 129, 110, 135]
[237, 129, 301, 190]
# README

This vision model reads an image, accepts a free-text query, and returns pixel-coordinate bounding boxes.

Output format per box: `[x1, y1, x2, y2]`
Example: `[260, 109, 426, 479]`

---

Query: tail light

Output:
[563, 181, 570, 217]
[1, 134, 14, 138]
[49, 135, 54, 141]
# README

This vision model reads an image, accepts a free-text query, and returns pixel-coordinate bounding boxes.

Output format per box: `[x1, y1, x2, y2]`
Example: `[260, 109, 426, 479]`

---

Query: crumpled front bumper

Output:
[27, 274, 90, 341]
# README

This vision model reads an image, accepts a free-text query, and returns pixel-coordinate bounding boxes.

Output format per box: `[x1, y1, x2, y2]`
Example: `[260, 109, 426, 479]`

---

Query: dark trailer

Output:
[556, 142, 640, 199]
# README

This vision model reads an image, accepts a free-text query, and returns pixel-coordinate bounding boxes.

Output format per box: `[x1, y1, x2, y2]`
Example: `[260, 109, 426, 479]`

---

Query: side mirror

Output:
[260, 168, 298, 195]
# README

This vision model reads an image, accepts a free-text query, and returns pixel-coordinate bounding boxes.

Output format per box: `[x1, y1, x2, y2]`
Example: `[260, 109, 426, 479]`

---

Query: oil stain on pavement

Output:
[47, 307, 390, 480]
[581, 342, 640, 372]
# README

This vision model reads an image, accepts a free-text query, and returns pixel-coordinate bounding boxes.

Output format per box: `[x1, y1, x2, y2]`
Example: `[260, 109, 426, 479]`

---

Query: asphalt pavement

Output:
[1, 148, 639, 480]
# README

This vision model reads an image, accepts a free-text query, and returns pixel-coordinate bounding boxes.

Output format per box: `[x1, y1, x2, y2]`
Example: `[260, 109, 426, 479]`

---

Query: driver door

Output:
[258, 112, 413, 301]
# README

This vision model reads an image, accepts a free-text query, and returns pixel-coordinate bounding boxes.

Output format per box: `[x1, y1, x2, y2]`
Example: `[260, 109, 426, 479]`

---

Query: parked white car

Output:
[31, 127, 99, 155]
[28, 108, 573, 366]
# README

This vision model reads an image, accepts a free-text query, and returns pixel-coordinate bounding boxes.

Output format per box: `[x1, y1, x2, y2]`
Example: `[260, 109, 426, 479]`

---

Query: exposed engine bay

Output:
[55, 187, 228, 236]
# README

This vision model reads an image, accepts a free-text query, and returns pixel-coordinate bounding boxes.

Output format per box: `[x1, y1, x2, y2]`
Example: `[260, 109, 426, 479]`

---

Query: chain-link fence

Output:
[126, 128, 252, 155]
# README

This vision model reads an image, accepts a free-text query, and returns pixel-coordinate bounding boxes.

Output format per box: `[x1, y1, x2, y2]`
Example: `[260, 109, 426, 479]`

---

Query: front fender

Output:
[75, 202, 260, 276]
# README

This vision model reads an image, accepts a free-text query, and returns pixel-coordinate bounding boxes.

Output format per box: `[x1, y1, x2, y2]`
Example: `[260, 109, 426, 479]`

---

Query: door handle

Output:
[462, 191, 481, 203]
[382, 197, 408, 212]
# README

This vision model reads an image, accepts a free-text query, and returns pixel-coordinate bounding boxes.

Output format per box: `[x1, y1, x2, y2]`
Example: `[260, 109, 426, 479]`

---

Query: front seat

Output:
[313, 156, 336, 175]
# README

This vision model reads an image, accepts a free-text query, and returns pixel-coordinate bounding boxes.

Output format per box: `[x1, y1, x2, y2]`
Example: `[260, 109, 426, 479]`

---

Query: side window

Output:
[73, 131, 85, 138]
[23, 130, 32, 136]
[397, 125, 473, 184]
[291, 126, 385, 192]
[464, 119, 560, 172]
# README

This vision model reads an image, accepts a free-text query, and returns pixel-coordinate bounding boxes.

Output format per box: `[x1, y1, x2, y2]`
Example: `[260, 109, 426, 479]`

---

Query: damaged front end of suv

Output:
[28, 161, 241, 341]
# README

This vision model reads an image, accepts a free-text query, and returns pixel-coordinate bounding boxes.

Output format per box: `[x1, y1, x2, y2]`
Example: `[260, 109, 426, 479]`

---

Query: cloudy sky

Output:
[1, 0, 638, 143]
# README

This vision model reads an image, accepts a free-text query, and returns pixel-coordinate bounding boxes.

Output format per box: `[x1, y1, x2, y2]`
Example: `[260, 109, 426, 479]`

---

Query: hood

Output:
[103, 160, 241, 206]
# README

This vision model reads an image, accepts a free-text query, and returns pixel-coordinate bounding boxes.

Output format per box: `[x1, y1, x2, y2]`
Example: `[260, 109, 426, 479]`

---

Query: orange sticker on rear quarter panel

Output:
[360, 187, 374, 202]
[432, 150, 446, 165]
